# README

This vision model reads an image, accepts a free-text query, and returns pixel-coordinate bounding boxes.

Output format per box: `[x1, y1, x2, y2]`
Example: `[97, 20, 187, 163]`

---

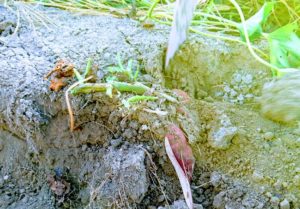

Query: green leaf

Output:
[266, 23, 300, 71]
[73, 68, 84, 81]
[266, 23, 297, 41]
[269, 39, 290, 69]
[237, 2, 274, 42]
[117, 53, 125, 71]
[83, 58, 93, 78]
[133, 65, 140, 82]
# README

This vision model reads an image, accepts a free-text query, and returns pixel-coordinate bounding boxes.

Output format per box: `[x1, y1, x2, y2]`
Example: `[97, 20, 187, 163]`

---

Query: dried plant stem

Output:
[65, 76, 93, 131]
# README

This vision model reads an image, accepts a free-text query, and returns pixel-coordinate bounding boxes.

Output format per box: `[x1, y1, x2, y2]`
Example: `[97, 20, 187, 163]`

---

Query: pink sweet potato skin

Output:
[166, 124, 195, 181]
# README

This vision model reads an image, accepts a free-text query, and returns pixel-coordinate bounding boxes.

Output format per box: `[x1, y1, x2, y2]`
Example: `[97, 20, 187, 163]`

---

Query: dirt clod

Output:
[280, 199, 290, 209]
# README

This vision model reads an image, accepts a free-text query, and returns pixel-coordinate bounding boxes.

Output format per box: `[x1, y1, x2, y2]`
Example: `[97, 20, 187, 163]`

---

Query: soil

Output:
[0, 3, 299, 209]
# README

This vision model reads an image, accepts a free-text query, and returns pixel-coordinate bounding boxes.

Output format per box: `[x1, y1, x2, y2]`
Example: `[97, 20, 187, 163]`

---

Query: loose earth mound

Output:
[0, 5, 299, 209]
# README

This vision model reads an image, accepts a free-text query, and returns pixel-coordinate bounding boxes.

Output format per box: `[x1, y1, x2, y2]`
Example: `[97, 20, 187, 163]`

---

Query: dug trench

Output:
[0, 4, 299, 209]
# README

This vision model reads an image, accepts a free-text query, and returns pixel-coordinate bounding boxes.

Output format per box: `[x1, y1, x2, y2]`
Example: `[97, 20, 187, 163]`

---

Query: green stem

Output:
[71, 83, 111, 95]
[83, 58, 93, 78]
[127, 95, 158, 104]
[73, 68, 84, 81]
[112, 81, 150, 94]
[147, 0, 159, 18]
[71, 81, 150, 95]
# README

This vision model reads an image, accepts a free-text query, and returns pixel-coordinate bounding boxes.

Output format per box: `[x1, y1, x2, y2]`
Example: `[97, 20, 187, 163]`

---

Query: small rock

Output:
[79, 188, 90, 205]
[230, 89, 237, 97]
[110, 138, 123, 148]
[4, 194, 11, 200]
[263, 132, 275, 141]
[88, 153, 94, 161]
[224, 85, 231, 93]
[293, 174, 300, 186]
[273, 180, 282, 190]
[256, 128, 263, 133]
[252, 171, 264, 182]
[158, 200, 190, 209]
[234, 74, 242, 83]
[242, 74, 253, 84]
[210, 171, 222, 187]
[141, 125, 149, 131]
[129, 121, 139, 130]
[213, 192, 226, 209]
[21, 195, 29, 203]
[270, 196, 280, 207]
[282, 182, 288, 188]
[81, 144, 87, 152]
[280, 199, 290, 209]
[147, 206, 157, 209]
[3, 175, 9, 181]
[194, 203, 204, 209]
[158, 195, 165, 203]
[208, 126, 237, 149]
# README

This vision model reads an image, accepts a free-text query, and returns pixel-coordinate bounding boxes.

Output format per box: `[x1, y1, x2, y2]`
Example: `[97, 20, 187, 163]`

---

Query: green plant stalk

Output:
[83, 58, 93, 78]
[127, 95, 158, 104]
[111, 81, 150, 94]
[71, 83, 111, 95]
[73, 68, 84, 81]
[71, 81, 150, 95]
[146, 0, 159, 19]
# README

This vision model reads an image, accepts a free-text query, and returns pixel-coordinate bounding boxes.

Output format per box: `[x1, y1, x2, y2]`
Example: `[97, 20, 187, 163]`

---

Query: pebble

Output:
[210, 171, 222, 187]
[280, 199, 290, 209]
[21, 195, 29, 203]
[81, 144, 88, 152]
[234, 74, 242, 82]
[252, 171, 264, 182]
[157, 195, 165, 203]
[4, 194, 11, 200]
[243, 74, 253, 84]
[88, 153, 94, 161]
[293, 175, 300, 186]
[208, 126, 237, 149]
[110, 138, 123, 148]
[194, 204, 204, 209]
[270, 196, 280, 207]
[213, 192, 225, 209]
[263, 132, 275, 141]
[273, 180, 282, 190]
